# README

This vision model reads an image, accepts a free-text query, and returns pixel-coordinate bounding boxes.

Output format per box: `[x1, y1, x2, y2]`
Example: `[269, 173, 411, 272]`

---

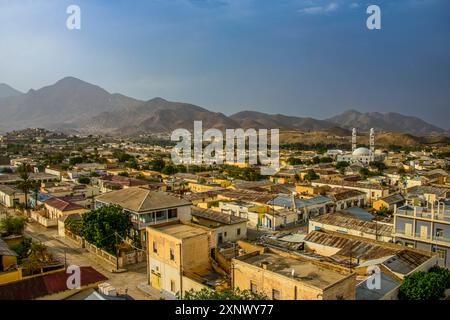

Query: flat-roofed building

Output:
[232, 250, 356, 300]
[147, 222, 227, 299]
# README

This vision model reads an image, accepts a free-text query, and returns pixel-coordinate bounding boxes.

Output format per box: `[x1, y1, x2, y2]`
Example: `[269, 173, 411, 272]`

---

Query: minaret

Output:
[352, 128, 357, 152]
[369, 128, 375, 161]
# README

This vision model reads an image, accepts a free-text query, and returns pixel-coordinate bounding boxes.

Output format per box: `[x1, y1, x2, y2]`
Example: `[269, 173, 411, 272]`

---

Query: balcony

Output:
[394, 230, 450, 246]
[396, 209, 450, 223]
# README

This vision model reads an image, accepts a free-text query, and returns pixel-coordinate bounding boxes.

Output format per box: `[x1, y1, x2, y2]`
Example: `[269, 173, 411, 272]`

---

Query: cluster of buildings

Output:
[0, 127, 449, 300]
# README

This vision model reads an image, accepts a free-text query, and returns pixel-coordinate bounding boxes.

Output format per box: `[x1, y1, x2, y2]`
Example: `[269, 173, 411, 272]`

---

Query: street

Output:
[24, 221, 157, 300]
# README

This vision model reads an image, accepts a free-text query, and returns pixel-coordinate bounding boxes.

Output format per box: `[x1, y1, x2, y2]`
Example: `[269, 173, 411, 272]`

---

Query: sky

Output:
[0, 0, 449, 129]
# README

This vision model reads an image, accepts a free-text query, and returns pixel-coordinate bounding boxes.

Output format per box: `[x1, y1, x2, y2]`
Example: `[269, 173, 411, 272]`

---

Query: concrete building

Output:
[0, 185, 25, 208]
[147, 223, 227, 299]
[393, 200, 450, 267]
[309, 212, 394, 242]
[232, 249, 356, 300]
[96, 187, 192, 246]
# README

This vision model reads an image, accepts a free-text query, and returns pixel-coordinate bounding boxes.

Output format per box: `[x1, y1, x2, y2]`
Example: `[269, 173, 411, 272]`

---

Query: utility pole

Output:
[115, 232, 119, 271]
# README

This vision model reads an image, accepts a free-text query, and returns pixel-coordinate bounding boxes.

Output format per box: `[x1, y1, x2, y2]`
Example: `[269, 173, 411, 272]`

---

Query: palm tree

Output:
[17, 164, 33, 209]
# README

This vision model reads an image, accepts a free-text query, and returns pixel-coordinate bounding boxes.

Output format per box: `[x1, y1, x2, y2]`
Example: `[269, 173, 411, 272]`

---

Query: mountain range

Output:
[0, 77, 447, 137]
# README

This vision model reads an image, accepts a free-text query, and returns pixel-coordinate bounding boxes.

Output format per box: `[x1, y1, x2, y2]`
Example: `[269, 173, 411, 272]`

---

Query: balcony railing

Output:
[394, 230, 450, 245]
[396, 210, 450, 222]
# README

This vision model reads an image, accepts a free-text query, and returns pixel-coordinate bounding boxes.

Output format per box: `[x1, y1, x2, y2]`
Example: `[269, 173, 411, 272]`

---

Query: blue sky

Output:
[0, 0, 449, 128]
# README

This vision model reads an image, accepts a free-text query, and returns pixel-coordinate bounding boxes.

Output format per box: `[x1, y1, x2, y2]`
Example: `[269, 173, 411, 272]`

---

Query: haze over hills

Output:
[0, 77, 447, 138]
[0, 83, 23, 98]
[327, 110, 446, 136]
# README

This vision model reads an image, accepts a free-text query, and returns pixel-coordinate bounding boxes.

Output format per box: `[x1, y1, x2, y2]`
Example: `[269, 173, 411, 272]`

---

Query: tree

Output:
[10, 237, 32, 261]
[399, 268, 449, 300]
[287, 157, 302, 166]
[77, 176, 91, 185]
[118, 171, 129, 177]
[183, 288, 268, 300]
[17, 163, 33, 209]
[335, 161, 349, 174]
[370, 161, 387, 174]
[22, 242, 54, 275]
[304, 170, 319, 182]
[0, 215, 27, 236]
[398, 167, 406, 175]
[359, 167, 371, 179]
[149, 158, 166, 172]
[80, 205, 132, 254]
[162, 165, 177, 175]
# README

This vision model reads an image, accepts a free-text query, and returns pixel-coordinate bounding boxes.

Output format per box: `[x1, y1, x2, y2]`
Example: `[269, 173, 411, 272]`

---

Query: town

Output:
[0, 126, 449, 300]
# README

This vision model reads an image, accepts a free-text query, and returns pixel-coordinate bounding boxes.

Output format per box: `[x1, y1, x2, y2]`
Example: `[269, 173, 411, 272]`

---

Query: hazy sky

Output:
[0, 0, 449, 128]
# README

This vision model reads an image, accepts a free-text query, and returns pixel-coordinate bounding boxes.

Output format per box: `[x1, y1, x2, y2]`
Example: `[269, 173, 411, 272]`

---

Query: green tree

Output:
[17, 163, 33, 209]
[118, 171, 129, 177]
[149, 158, 166, 172]
[10, 237, 32, 261]
[22, 242, 54, 275]
[0, 215, 27, 236]
[162, 165, 177, 175]
[399, 270, 448, 300]
[335, 161, 349, 174]
[78, 176, 91, 185]
[287, 157, 302, 165]
[80, 205, 132, 254]
[183, 288, 268, 300]
[359, 167, 371, 179]
[304, 170, 319, 182]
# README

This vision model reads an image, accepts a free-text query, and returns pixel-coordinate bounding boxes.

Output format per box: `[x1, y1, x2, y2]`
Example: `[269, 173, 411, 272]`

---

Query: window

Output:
[250, 281, 257, 293]
[272, 289, 280, 300]
[237, 228, 241, 236]
[435, 228, 444, 238]
[170, 280, 176, 292]
[153, 241, 158, 254]
[170, 248, 175, 261]
[168, 208, 177, 219]
[224, 232, 227, 237]
[432, 247, 447, 260]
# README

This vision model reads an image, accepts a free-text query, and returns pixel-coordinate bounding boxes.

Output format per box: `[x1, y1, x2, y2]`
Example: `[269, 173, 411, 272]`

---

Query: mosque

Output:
[336, 128, 384, 164]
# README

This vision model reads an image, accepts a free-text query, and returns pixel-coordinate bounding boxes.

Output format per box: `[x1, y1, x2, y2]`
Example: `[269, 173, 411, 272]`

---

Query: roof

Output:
[0, 238, 18, 257]
[271, 195, 332, 210]
[377, 193, 405, 205]
[0, 184, 22, 196]
[382, 250, 431, 275]
[44, 197, 85, 212]
[235, 252, 350, 289]
[356, 271, 401, 300]
[310, 213, 393, 237]
[328, 188, 366, 201]
[406, 186, 449, 197]
[96, 187, 191, 212]
[304, 231, 396, 262]
[153, 223, 207, 240]
[353, 147, 370, 156]
[101, 175, 147, 187]
[191, 207, 248, 225]
[0, 267, 107, 300]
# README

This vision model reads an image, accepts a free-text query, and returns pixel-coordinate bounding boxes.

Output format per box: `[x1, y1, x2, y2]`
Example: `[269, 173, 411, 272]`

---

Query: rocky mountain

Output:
[82, 97, 239, 135]
[327, 110, 446, 136]
[0, 77, 142, 132]
[0, 77, 446, 137]
[229, 111, 335, 131]
[0, 83, 23, 98]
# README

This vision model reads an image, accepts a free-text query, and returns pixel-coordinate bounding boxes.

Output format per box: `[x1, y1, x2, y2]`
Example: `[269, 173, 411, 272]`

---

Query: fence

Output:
[30, 211, 57, 227]
[64, 229, 144, 268]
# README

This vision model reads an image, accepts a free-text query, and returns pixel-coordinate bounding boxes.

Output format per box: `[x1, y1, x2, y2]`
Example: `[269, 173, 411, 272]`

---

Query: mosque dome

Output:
[352, 147, 370, 156]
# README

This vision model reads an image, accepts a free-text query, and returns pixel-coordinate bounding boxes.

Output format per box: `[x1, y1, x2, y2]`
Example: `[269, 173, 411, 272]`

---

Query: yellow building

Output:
[232, 248, 356, 300]
[295, 184, 330, 195]
[44, 197, 88, 220]
[147, 222, 226, 299]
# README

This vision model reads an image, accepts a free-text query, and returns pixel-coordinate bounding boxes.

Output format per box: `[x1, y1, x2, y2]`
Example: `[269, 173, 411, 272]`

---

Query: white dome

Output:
[353, 147, 370, 156]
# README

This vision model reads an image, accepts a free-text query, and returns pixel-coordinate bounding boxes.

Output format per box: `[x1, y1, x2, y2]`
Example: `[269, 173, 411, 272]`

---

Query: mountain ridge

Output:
[0, 77, 447, 137]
